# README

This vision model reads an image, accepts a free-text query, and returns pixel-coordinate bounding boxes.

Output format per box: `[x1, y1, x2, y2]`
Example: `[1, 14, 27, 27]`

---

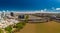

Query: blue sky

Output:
[0, 0, 60, 11]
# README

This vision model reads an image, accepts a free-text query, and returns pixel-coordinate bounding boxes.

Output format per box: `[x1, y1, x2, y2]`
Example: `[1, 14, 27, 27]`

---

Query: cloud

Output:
[56, 8, 60, 10]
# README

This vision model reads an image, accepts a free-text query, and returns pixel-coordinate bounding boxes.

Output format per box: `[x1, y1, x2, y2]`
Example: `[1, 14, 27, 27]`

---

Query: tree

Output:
[0, 29, 3, 33]
[24, 15, 29, 23]
[15, 23, 24, 29]
[13, 22, 26, 32]
[5, 26, 12, 33]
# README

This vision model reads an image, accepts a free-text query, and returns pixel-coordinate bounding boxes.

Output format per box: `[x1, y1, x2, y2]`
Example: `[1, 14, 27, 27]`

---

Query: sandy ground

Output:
[15, 23, 36, 33]
[36, 21, 60, 33]
[15, 21, 60, 33]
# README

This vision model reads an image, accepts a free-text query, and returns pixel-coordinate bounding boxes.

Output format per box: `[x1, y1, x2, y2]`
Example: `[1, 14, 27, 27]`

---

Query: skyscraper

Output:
[10, 12, 14, 16]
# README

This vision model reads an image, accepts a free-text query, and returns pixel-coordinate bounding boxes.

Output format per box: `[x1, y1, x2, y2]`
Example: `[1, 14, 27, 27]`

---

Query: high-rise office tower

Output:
[10, 12, 14, 16]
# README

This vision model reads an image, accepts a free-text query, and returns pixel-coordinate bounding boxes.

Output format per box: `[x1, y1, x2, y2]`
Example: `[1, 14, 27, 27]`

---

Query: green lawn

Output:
[36, 21, 60, 33]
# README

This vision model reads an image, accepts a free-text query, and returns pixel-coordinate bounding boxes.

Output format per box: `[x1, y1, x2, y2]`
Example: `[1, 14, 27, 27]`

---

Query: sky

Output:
[0, 0, 60, 11]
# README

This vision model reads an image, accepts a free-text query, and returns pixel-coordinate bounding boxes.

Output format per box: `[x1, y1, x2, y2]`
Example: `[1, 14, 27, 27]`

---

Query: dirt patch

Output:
[14, 21, 60, 33]
[36, 21, 60, 33]
[15, 23, 36, 33]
